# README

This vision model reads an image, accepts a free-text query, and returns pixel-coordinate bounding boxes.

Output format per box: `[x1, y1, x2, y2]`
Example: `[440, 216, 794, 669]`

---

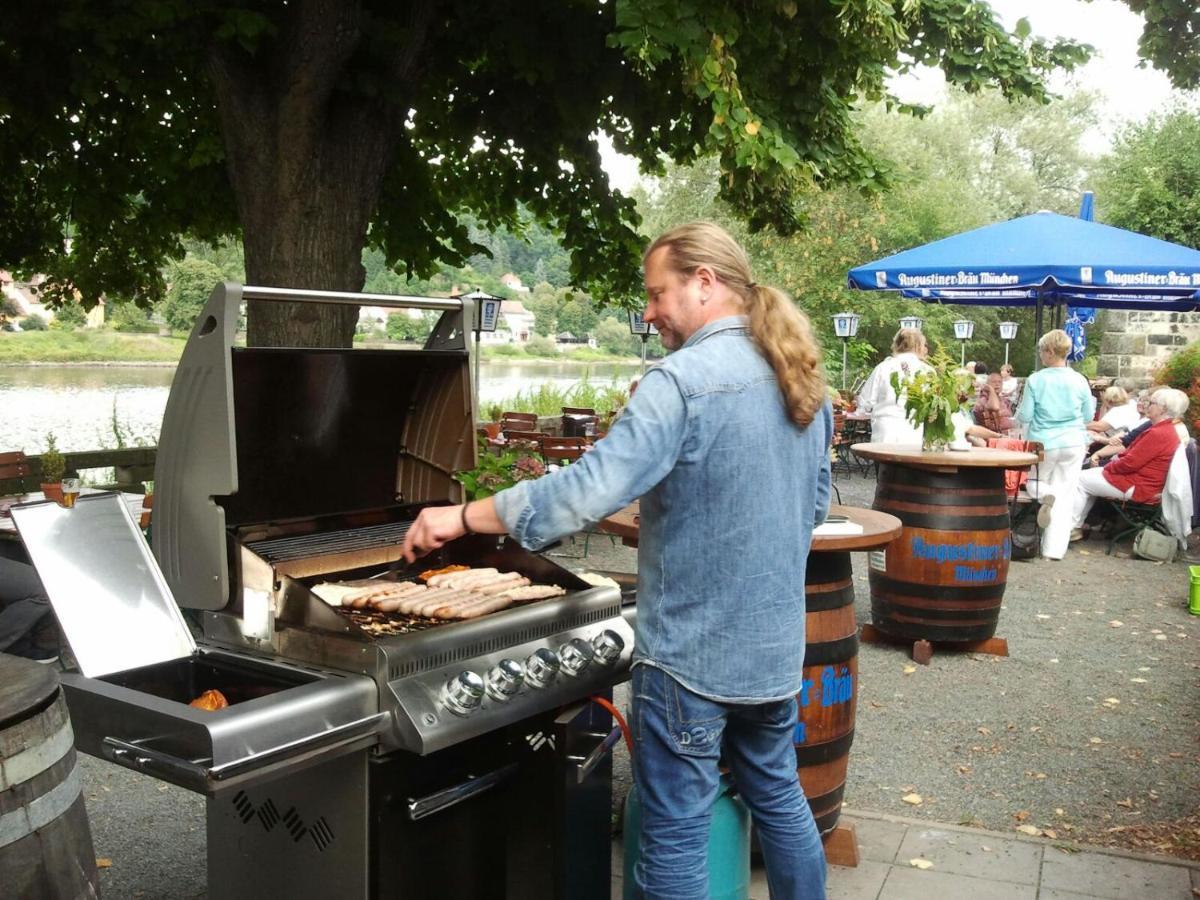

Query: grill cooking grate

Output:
[245, 521, 414, 563]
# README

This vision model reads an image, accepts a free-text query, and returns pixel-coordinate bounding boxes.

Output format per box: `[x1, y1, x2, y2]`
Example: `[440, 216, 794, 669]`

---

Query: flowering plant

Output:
[454, 438, 547, 500]
[890, 351, 971, 451]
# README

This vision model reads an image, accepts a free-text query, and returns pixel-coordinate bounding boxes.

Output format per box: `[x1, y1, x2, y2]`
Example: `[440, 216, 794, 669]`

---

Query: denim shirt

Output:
[494, 316, 832, 703]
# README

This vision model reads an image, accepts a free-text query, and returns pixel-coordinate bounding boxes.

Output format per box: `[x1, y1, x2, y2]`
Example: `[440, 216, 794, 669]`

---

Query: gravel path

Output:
[78, 469, 1200, 895]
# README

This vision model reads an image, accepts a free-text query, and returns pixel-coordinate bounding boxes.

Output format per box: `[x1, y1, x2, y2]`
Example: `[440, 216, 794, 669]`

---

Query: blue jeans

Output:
[631, 665, 827, 899]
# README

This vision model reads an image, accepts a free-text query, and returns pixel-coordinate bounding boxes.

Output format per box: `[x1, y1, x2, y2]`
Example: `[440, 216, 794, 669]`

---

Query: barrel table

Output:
[597, 502, 902, 868]
[0, 654, 100, 899]
[850, 443, 1038, 660]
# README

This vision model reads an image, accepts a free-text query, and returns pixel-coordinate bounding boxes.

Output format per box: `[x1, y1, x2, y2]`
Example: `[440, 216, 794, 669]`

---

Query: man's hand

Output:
[402, 505, 466, 563]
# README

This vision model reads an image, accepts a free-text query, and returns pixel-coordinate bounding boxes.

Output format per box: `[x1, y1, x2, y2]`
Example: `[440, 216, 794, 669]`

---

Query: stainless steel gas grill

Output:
[15, 284, 633, 900]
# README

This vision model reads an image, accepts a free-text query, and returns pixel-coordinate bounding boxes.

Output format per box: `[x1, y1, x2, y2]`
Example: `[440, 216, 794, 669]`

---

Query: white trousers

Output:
[1072, 468, 1135, 531]
[1026, 446, 1085, 560]
[871, 415, 922, 445]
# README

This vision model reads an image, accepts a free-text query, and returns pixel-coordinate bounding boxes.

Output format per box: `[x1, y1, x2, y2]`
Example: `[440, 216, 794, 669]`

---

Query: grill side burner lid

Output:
[12, 492, 196, 678]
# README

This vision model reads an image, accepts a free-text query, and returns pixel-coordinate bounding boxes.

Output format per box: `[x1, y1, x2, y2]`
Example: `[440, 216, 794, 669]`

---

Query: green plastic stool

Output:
[622, 775, 750, 899]
[1189, 566, 1200, 616]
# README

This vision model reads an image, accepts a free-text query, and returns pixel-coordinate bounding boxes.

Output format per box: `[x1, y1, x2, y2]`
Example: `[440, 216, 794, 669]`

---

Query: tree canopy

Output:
[0, 1, 1192, 346]
[1094, 106, 1200, 248]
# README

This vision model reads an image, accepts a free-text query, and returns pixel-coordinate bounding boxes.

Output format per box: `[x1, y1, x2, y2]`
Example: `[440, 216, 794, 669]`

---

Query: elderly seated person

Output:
[999, 363, 1019, 403]
[974, 371, 1015, 434]
[1086, 390, 1190, 468]
[1070, 387, 1189, 541]
[1086, 385, 1140, 435]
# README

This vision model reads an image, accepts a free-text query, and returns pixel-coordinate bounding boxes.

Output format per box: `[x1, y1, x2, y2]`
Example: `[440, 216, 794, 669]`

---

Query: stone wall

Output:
[1096, 310, 1200, 384]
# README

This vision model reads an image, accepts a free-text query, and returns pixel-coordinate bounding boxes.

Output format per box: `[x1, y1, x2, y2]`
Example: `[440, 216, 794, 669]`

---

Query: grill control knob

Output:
[591, 629, 625, 666]
[443, 671, 485, 716]
[486, 659, 525, 701]
[525, 648, 561, 688]
[559, 638, 595, 676]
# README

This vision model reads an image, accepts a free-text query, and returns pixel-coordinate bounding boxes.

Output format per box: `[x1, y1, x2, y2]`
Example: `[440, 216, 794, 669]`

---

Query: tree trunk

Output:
[206, 0, 433, 347]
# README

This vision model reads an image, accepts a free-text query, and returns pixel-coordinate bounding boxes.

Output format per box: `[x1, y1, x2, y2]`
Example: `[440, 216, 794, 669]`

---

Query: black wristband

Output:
[460, 502, 473, 534]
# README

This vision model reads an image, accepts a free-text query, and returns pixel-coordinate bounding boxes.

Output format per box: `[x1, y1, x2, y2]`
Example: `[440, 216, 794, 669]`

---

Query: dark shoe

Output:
[1036, 495, 1056, 530]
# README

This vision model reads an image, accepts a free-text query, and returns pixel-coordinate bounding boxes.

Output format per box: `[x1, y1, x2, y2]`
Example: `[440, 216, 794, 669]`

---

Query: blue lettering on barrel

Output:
[820, 665, 854, 707]
[798, 677, 813, 708]
[793, 721, 807, 744]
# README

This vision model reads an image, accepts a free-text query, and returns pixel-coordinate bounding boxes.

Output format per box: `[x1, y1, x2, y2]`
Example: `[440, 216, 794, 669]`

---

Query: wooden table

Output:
[596, 501, 902, 867]
[850, 443, 1038, 658]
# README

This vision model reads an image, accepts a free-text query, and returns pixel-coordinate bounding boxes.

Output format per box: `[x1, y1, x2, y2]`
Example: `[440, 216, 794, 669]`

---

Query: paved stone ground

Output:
[78, 466, 1200, 896]
[611, 810, 1200, 899]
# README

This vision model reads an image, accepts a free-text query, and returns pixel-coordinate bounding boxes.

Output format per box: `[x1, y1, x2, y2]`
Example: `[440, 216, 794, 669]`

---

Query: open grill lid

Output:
[12, 492, 196, 678]
[152, 284, 479, 612]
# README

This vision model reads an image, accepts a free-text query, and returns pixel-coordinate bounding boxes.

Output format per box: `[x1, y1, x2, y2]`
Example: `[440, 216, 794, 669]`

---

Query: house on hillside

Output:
[500, 300, 535, 342]
[555, 331, 597, 350]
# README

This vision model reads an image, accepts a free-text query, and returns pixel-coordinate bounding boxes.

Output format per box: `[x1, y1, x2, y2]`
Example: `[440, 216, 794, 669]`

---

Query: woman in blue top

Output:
[1015, 329, 1096, 560]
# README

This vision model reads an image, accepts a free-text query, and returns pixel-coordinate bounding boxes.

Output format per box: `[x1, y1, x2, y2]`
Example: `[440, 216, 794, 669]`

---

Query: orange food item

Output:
[189, 689, 229, 711]
[418, 564, 469, 582]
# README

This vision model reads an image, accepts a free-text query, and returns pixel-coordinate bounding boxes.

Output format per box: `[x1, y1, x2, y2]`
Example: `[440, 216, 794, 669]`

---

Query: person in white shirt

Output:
[1087, 386, 1140, 435]
[856, 328, 933, 444]
[999, 363, 1019, 404]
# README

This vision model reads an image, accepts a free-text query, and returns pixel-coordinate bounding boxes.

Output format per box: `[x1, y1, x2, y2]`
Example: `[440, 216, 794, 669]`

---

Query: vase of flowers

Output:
[890, 352, 971, 452]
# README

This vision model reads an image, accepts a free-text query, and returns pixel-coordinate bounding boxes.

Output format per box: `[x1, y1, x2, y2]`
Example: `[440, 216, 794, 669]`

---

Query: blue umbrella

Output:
[848, 210, 1200, 361]
[848, 211, 1200, 296]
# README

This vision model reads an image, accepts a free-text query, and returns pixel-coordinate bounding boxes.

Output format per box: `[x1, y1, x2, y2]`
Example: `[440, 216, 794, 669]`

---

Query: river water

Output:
[0, 361, 643, 454]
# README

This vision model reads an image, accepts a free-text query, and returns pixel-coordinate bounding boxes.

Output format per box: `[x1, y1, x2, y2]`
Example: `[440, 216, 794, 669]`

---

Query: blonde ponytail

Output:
[745, 284, 826, 428]
[645, 221, 828, 428]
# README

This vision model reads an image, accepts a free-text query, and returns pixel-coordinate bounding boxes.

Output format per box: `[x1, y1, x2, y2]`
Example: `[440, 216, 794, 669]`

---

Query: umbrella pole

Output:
[1034, 290, 1044, 369]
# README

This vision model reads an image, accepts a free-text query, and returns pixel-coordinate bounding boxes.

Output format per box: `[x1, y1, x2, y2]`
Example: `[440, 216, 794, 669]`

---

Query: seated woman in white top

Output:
[1087, 386, 1140, 435]
[1000, 363, 1020, 403]
[856, 328, 933, 444]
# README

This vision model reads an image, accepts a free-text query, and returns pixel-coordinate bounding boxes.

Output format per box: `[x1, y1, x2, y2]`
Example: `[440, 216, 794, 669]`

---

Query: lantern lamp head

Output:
[628, 310, 657, 336]
[832, 312, 860, 339]
[999, 321, 1018, 341]
[953, 319, 975, 341]
[899, 315, 923, 332]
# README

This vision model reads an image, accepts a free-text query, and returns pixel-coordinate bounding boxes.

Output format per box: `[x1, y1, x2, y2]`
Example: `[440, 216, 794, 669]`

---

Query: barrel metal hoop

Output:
[875, 485, 1008, 507]
[805, 551, 852, 583]
[879, 463, 1004, 492]
[802, 634, 859, 667]
[0, 718, 74, 791]
[794, 728, 856, 765]
[870, 572, 1006, 603]
[0, 763, 82, 850]
[804, 585, 856, 612]
[886, 510, 1013, 530]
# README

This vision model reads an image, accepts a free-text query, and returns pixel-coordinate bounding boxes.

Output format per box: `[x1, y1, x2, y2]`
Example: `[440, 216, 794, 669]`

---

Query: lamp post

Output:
[953, 318, 975, 367]
[899, 315, 923, 332]
[628, 310, 657, 374]
[457, 289, 503, 418]
[831, 312, 860, 391]
[998, 321, 1018, 367]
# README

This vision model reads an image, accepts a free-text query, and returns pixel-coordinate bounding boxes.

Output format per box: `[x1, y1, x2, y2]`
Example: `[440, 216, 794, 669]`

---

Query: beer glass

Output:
[61, 478, 81, 508]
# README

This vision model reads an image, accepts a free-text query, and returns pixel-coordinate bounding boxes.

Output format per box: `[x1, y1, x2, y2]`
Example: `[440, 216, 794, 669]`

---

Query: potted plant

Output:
[455, 440, 546, 500]
[482, 403, 505, 440]
[39, 433, 66, 501]
[890, 351, 971, 452]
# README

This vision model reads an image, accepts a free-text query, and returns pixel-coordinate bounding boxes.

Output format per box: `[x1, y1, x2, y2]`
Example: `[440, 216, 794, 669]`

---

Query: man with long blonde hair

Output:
[403, 221, 832, 899]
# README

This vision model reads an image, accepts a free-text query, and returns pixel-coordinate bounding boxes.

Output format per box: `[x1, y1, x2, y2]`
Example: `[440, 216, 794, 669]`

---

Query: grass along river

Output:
[0, 360, 643, 456]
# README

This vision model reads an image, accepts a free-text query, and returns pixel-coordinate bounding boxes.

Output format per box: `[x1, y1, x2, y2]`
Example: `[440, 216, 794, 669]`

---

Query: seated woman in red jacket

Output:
[1069, 387, 1189, 541]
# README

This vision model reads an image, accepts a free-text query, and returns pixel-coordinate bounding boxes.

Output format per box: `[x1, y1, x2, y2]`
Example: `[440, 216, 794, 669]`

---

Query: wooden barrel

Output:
[0, 654, 100, 899]
[868, 463, 1012, 642]
[795, 551, 858, 836]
